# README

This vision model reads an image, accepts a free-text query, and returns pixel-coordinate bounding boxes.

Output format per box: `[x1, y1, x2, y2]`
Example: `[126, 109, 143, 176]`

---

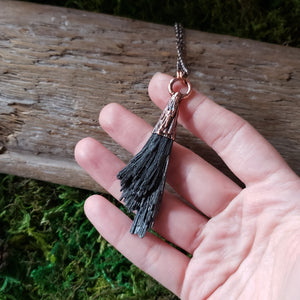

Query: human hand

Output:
[75, 73, 300, 299]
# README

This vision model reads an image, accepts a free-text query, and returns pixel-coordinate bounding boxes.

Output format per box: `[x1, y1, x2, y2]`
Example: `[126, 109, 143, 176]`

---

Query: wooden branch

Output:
[0, 1, 299, 192]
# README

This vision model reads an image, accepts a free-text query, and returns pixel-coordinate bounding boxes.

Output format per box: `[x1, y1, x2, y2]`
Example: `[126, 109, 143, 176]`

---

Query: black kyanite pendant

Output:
[117, 91, 186, 238]
[117, 23, 191, 238]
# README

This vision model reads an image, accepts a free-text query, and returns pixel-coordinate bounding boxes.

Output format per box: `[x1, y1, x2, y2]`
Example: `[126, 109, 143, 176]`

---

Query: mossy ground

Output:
[0, 174, 177, 299]
[1, 1, 300, 299]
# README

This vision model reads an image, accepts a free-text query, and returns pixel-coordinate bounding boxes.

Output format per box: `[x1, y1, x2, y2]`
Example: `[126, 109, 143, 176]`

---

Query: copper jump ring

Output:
[168, 76, 192, 99]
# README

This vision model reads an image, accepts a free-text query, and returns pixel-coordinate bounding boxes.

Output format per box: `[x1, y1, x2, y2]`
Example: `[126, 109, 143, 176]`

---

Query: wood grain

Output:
[0, 1, 299, 192]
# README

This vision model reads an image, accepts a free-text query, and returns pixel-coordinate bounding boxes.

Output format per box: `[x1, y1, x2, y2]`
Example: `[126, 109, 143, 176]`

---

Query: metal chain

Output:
[174, 23, 189, 78]
[168, 23, 192, 99]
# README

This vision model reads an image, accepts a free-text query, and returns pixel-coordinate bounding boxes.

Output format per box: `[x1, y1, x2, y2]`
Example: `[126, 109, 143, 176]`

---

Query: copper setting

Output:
[152, 92, 182, 140]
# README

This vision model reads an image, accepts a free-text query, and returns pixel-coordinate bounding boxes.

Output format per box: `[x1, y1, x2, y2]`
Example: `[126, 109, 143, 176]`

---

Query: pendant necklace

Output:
[117, 23, 192, 238]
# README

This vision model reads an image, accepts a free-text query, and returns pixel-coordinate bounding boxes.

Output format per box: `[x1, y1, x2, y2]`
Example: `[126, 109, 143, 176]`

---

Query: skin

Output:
[75, 73, 300, 299]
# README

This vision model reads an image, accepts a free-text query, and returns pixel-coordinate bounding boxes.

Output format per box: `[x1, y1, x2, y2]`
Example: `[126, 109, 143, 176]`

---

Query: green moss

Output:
[0, 174, 177, 299]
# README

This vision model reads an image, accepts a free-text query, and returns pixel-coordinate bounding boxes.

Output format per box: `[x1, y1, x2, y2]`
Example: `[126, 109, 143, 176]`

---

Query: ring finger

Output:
[75, 137, 207, 253]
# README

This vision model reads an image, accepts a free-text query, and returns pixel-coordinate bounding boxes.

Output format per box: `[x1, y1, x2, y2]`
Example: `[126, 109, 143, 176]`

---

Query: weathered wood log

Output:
[0, 1, 299, 192]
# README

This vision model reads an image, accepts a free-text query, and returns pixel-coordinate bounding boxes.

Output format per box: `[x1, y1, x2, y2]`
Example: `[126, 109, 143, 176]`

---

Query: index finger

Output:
[149, 73, 295, 185]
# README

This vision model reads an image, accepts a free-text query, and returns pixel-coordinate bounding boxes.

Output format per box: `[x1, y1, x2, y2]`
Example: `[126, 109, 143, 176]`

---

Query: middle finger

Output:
[100, 103, 241, 217]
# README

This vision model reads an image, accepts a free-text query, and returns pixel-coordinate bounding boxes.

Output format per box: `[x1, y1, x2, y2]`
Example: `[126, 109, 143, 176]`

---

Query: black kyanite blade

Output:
[117, 133, 173, 238]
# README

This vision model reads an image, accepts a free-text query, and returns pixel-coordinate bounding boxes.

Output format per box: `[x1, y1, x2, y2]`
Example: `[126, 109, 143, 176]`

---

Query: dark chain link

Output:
[174, 23, 189, 78]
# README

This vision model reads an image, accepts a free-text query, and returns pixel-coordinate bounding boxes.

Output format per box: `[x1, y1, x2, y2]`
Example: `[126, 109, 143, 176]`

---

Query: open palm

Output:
[75, 73, 300, 299]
